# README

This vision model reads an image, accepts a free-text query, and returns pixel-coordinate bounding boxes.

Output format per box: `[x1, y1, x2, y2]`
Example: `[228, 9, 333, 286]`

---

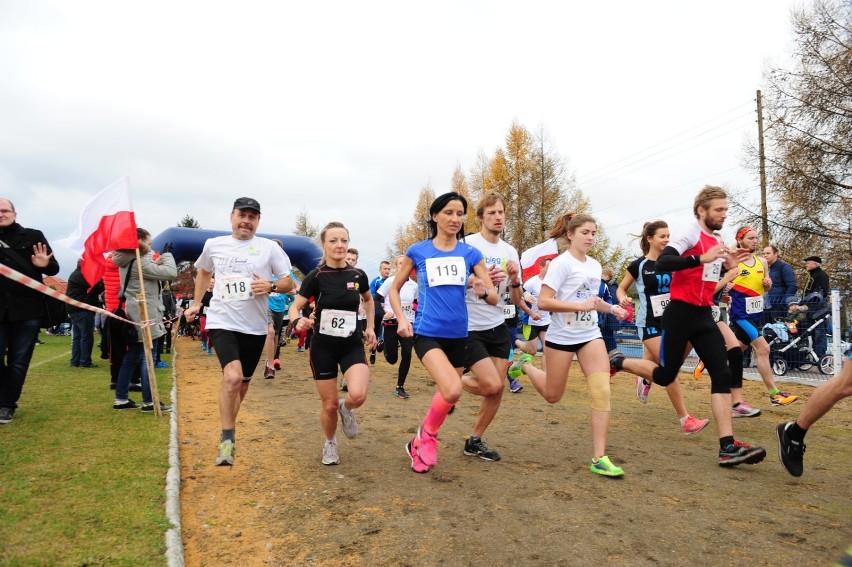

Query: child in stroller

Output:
[762, 293, 832, 376]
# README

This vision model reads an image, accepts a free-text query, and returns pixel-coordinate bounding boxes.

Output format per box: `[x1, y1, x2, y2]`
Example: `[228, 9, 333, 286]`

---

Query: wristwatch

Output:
[510, 281, 521, 288]
[270, 283, 277, 293]
[479, 288, 489, 300]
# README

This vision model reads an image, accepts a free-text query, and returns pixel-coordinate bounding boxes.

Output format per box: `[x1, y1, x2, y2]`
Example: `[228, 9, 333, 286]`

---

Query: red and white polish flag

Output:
[520, 238, 559, 281]
[56, 177, 138, 288]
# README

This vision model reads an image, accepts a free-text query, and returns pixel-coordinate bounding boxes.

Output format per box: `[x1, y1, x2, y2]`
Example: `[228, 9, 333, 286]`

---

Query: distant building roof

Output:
[43, 276, 67, 294]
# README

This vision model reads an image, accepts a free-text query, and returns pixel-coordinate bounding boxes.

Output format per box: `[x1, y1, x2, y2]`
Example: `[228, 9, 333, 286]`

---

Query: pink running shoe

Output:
[681, 415, 710, 435]
[636, 376, 651, 404]
[731, 402, 761, 418]
[273, 358, 281, 370]
[405, 438, 431, 473]
[417, 425, 438, 467]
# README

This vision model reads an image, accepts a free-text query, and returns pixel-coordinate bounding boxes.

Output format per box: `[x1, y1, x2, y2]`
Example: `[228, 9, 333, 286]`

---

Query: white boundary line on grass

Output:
[29, 350, 71, 368]
[165, 345, 185, 566]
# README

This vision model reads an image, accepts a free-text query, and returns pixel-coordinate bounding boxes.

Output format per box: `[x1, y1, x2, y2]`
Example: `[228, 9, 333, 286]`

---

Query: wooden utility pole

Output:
[756, 89, 769, 245]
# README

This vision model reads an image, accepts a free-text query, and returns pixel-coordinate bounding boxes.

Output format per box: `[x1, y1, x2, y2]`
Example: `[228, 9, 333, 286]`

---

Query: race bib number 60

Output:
[319, 309, 357, 338]
[425, 257, 466, 286]
[220, 275, 253, 303]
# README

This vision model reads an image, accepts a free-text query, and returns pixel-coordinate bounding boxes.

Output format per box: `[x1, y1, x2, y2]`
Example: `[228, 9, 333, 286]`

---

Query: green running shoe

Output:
[589, 455, 624, 477]
[215, 440, 235, 466]
[508, 354, 533, 380]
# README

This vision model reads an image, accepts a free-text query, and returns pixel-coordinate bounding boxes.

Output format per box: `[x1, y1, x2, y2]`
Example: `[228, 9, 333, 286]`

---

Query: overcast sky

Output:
[0, 1, 804, 278]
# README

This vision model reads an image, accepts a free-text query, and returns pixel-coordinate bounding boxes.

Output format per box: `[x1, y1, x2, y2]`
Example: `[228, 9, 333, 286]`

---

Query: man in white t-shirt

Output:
[460, 192, 527, 461]
[184, 197, 294, 466]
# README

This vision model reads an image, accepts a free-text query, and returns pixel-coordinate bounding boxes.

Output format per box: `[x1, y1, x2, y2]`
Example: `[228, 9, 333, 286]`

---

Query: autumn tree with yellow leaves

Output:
[389, 122, 628, 276]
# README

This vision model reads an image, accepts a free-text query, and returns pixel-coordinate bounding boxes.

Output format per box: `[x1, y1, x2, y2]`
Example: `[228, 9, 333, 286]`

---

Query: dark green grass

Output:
[0, 333, 172, 566]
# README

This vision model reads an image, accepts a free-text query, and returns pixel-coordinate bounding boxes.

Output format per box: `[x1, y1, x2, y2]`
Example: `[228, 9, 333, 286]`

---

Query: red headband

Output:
[736, 226, 756, 242]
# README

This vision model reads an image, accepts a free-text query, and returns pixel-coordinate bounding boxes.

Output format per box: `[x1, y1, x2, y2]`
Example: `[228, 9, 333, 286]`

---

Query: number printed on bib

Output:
[401, 302, 415, 322]
[220, 274, 253, 303]
[567, 310, 596, 328]
[319, 309, 357, 338]
[702, 260, 722, 283]
[745, 296, 764, 314]
[425, 257, 466, 286]
[502, 304, 516, 319]
[650, 293, 671, 318]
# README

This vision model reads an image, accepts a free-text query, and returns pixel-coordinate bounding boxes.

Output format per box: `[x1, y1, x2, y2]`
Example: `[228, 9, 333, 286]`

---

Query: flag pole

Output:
[135, 248, 162, 416]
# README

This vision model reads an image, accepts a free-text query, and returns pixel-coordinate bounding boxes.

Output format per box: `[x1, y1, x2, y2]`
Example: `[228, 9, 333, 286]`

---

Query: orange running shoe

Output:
[693, 360, 705, 379]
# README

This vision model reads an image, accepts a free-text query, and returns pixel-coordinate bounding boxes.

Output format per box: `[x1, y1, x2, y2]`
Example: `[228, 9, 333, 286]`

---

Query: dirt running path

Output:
[176, 337, 852, 566]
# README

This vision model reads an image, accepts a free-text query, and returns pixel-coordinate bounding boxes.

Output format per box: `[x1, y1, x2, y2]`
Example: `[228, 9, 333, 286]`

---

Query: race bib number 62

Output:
[319, 309, 357, 338]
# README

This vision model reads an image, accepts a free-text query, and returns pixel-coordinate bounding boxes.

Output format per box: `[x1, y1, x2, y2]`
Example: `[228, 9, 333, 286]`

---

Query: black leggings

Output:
[382, 323, 413, 387]
[652, 300, 732, 394]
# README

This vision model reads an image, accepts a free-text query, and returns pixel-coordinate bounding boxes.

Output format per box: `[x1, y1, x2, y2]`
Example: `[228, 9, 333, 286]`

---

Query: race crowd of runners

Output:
[172, 188, 851, 479]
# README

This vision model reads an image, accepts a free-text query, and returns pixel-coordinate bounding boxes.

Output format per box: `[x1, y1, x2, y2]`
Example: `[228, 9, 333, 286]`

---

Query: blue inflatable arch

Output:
[151, 227, 322, 275]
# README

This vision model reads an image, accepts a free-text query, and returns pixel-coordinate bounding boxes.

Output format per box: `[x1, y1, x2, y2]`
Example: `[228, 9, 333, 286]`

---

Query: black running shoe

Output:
[718, 440, 766, 467]
[776, 422, 805, 477]
[141, 402, 173, 413]
[464, 437, 501, 461]
[113, 400, 139, 410]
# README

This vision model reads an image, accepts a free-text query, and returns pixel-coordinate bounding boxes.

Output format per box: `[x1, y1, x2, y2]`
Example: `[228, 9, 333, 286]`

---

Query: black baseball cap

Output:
[233, 197, 261, 213]
[803, 255, 822, 264]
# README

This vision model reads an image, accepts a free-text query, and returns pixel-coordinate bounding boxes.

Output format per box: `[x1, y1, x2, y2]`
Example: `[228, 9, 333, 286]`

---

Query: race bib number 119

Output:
[425, 257, 466, 286]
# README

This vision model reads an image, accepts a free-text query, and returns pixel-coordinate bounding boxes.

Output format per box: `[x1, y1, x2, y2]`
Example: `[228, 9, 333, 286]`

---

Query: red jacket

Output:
[103, 254, 121, 312]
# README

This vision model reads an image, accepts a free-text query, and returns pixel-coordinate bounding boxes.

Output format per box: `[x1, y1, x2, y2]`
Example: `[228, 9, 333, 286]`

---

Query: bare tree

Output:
[738, 0, 851, 281]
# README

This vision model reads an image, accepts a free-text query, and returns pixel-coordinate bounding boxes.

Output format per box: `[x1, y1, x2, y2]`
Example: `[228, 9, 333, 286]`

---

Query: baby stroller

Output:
[763, 295, 832, 376]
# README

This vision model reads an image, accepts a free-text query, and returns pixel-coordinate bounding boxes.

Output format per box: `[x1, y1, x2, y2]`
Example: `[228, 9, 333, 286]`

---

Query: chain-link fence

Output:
[613, 288, 849, 386]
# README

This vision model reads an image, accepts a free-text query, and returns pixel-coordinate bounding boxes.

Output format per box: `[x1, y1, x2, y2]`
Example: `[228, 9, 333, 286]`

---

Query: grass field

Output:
[0, 332, 172, 566]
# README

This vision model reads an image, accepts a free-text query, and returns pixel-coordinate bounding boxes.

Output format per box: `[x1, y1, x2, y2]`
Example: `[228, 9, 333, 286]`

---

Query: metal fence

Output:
[614, 288, 849, 386]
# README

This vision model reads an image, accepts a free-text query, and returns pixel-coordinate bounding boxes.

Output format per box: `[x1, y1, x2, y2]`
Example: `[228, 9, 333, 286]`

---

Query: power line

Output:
[591, 166, 744, 214]
[579, 114, 754, 187]
[577, 101, 754, 180]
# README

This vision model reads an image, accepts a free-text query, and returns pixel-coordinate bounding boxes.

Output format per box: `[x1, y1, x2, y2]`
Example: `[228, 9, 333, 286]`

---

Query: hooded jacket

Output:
[112, 248, 177, 341]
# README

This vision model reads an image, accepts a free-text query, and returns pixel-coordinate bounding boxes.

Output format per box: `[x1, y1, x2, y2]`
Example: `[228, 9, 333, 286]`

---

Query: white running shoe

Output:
[338, 398, 359, 438]
[322, 438, 340, 465]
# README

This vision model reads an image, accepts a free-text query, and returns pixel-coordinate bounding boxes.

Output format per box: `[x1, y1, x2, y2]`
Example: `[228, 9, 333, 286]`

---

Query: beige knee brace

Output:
[587, 371, 611, 412]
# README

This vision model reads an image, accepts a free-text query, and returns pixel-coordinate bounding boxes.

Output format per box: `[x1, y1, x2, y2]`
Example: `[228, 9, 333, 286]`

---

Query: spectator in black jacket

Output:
[66, 259, 104, 368]
[762, 245, 798, 324]
[0, 198, 60, 424]
[802, 255, 831, 358]
[161, 283, 176, 354]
